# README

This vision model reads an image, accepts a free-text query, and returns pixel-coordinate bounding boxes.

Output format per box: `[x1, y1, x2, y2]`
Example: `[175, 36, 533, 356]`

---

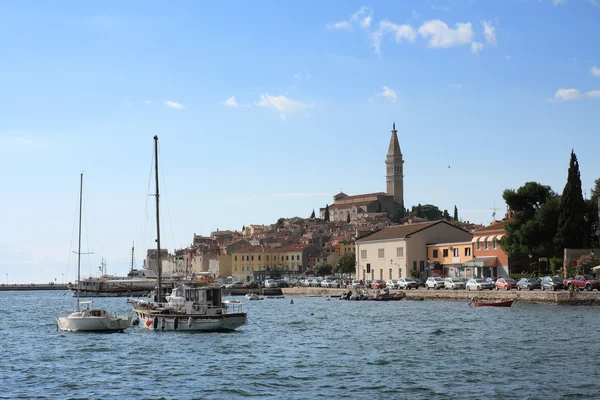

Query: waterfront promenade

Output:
[282, 287, 600, 305]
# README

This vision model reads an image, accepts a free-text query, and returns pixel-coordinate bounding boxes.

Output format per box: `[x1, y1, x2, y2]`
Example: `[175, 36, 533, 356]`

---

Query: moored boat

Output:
[470, 298, 514, 307]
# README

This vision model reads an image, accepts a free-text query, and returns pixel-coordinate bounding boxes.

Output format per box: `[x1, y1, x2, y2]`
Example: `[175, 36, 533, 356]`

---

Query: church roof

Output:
[335, 192, 386, 202]
[388, 123, 401, 155]
[356, 221, 466, 242]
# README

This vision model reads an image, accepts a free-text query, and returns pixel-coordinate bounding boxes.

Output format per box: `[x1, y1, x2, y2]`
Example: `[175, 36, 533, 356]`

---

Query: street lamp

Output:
[528, 254, 533, 274]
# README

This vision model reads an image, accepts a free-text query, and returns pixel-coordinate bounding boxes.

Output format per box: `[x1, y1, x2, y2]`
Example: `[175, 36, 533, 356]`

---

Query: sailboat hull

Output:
[136, 312, 246, 332]
[56, 316, 132, 332]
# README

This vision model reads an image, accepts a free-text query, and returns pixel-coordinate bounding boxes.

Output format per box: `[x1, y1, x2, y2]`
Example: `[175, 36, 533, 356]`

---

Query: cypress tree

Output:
[310, 209, 315, 219]
[417, 203, 424, 218]
[324, 204, 330, 222]
[555, 150, 587, 250]
[346, 212, 351, 223]
[453, 205, 458, 221]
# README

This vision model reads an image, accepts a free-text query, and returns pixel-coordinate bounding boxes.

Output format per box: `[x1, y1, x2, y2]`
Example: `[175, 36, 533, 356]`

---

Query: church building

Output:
[320, 123, 404, 222]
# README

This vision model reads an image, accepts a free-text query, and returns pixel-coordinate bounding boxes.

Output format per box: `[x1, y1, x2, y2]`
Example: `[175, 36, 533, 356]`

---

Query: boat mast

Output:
[154, 135, 162, 303]
[77, 173, 83, 312]
[131, 241, 135, 273]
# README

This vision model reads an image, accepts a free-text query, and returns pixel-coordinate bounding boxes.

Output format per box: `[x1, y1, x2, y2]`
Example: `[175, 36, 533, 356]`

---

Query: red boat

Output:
[372, 293, 406, 301]
[471, 298, 514, 307]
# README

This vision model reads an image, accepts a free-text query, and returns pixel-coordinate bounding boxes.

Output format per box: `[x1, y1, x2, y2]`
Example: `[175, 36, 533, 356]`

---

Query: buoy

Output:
[145, 319, 152, 327]
[153, 316, 159, 330]
[161, 318, 166, 330]
[174, 317, 179, 330]
[188, 316, 194, 328]
[310, 312, 314, 316]
[289, 299, 294, 304]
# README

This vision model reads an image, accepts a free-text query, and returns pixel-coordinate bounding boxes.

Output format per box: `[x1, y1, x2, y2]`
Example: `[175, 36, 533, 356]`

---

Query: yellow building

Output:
[338, 239, 355, 256]
[230, 244, 317, 281]
[426, 241, 473, 278]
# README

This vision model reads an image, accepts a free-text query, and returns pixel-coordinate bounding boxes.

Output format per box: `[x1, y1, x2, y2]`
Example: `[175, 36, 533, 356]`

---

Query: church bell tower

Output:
[386, 122, 404, 207]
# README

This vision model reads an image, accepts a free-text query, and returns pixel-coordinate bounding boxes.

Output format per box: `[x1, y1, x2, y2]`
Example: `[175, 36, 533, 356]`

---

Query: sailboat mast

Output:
[154, 136, 162, 303]
[77, 173, 83, 312]
[131, 241, 135, 273]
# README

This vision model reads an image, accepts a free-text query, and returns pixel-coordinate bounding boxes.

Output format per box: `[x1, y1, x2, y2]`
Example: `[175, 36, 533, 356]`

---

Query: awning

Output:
[462, 256, 497, 268]
[481, 236, 489, 243]
[471, 236, 483, 243]
[495, 234, 505, 240]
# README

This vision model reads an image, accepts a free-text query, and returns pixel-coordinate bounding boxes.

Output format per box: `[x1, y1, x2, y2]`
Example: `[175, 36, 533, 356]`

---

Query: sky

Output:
[1, 0, 599, 283]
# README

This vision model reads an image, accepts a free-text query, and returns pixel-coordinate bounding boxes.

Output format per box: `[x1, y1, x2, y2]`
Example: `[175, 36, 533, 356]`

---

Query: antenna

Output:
[490, 201, 499, 221]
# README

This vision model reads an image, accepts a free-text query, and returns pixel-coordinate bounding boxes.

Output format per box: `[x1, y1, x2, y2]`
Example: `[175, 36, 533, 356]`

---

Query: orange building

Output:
[467, 221, 509, 278]
[426, 241, 474, 278]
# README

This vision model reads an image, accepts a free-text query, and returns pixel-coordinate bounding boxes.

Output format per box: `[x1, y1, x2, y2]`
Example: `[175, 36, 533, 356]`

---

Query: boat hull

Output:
[56, 316, 132, 332]
[473, 300, 513, 307]
[135, 312, 247, 332]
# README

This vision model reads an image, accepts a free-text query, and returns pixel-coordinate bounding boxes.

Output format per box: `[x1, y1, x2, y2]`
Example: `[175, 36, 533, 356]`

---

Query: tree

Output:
[335, 252, 356, 276]
[242, 225, 245, 232]
[591, 177, 600, 199]
[443, 209, 451, 221]
[453, 205, 458, 221]
[310, 209, 315, 219]
[277, 217, 285, 226]
[410, 204, 442, 220]
[555, 150, 587, 251]
[376, 202, 382, 213]
[315, 263, 333, 277]
[393, 207, 405, 223]
[346, 212, 351, 223]
[324, 204, 330, 222]
[502, 182, 560, 258]
[416, 204, 424, 218]
[584, 197, 599, 248]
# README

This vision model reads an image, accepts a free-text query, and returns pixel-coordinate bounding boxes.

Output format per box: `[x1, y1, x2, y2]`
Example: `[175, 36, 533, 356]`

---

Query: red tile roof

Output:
[473, 221, 506, 233]
[356, 221, 467, 242]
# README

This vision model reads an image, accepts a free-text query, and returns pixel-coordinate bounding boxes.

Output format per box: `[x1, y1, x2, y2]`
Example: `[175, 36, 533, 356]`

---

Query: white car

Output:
[397, 277, 419, 289]
[351, 280, 361, 288]
[444, 277, 465, 290]
[264, 279, 280, 288]
[322, 279, 340, 288]
[425, 277, 446, 290]
[466, 278, 494, 291]
[386, 280, 399, 289]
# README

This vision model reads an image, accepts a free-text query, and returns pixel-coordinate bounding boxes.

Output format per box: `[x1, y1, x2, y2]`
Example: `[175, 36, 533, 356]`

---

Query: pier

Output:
[0, 284, 68, 291]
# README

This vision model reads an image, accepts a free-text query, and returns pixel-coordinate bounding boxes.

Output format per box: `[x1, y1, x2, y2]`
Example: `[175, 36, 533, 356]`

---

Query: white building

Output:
[355, 221, 472, 281]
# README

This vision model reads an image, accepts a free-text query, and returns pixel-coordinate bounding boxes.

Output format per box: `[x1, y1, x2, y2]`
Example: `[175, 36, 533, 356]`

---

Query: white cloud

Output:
[419, 20, 474, 48]
[552, 88, 581, 101]
[144, 100, 151, 105]
[431, 4, 451, 12]
[256, 93, 311, 118]
[222, 96, 240, 107]
[449, 83, 463, 89]
[591, 66, 600, 77]
[326, 21, 351, 30]
[164, 100, 184, 109]
[125, 101, 132, 107]
[371, 20, 417, 53]
[294, 72, 311, 80]
[587, 90, 600, 97]
[327, 7, 372, 30]
[471, 41, 484, 53]
[589, 0, 600, 7]
[505, 55, 511, 61]
[378, 86, 398, 102]
[553, 0, 566, 5]
[482, 21, 496, 46]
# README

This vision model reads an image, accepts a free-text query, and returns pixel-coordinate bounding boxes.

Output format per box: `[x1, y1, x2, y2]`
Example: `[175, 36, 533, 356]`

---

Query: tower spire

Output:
[386, 122, 404, 208]
[388, 122, 401, 155]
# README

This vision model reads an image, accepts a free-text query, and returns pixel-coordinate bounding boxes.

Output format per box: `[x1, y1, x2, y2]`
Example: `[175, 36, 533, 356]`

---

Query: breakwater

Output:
[0, 284, 68, 291]
[282, 287, 600, 305]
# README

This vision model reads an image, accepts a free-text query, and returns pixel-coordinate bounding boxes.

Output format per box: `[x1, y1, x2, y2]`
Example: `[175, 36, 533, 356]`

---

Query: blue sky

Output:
[1, 0, 599, 283]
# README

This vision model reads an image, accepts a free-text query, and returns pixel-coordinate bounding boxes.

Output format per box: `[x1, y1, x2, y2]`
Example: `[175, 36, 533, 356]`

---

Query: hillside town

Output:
[141, 123, 562, 284]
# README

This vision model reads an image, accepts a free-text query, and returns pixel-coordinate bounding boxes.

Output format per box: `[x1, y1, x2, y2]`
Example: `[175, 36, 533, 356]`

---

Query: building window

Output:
[241, 256, 245, 261]
[443, 249, 449, 257]
[433, 249, 439, 258]
[476, 241, 481, 251]
[484, 240, 489, 250]
[266, 256, 269, 261]
[258, 255, 261, 261]
[465, 247, 471, 257]
[453, 248, 459, 257]
[241, 266, 244, 271]
[234, 256, 238, 261]
[396, 247, 404, 258]
[234, 266, 238, 271]
[492, 240, 497, 250]
[361, 250, 367, 259]
[389, 268, 392, 280]
[251, 256, 254, 261]
[286, 255, 289, 260]
[413, 261, 417, 271]
[419, 261, 425, 272]
[378, 249, 385, 258]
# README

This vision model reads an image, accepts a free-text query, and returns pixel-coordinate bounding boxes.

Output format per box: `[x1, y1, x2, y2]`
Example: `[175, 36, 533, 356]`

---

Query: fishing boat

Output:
[470, 298, 514, 307]
[245, 292, 263, 300]
[56, 173, 132, 332]
[130, 136, 247, 332]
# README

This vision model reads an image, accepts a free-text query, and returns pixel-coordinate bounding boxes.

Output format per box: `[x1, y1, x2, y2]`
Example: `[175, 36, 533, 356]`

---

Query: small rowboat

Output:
[471, 298, 513, 307]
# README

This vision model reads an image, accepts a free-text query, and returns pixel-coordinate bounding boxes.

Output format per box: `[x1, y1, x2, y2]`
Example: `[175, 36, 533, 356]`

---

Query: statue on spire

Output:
[392, 122, 396, 131]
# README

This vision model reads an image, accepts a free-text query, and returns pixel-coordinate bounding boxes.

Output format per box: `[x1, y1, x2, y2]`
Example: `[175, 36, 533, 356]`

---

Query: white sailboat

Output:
[56, 173, 132, 332]
[130, 136, 247, 331]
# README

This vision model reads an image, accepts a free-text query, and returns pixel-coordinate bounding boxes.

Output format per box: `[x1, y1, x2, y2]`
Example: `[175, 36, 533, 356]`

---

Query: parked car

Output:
[563, 275, 600, 291]
[351, 280, 361, 288]
[225, 281, 245, 289]
[310, 278, 322, 287]
[243, 281, 260, 289]
[541, 276, 565, 291]
[371, 280, 386, 289]
[264, 279, 280, 288]
[386, 280, 399, 289]
[495, 277, 517, 290]
[426, 277, 446, 290]
[516, 278, 541, 291]
[444, 277, 465, 290]
[466, 279, 494, 291]
[397, 277, 419, 289]
[323, 279, 341, 288]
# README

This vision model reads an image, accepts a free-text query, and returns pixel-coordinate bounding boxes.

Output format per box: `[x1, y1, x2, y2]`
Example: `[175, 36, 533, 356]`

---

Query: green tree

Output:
[443, 209, 451, 221]
[335, 252, 356, 276]
[310, 209, 315, 219]
[453, 205, 458, 221]
[502, 182, 560, 257]
[555, 150, 587, 251]
[315, 263, 333, 277]
[346, 212, 351, 223]
[591, 177, 600, 198]
[242, 225, 245, 232]
[416, 204, 424, 218]
[277, 218, 285, 226]
[324, 204, 330, 222]
[393, 207, 405, 223]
